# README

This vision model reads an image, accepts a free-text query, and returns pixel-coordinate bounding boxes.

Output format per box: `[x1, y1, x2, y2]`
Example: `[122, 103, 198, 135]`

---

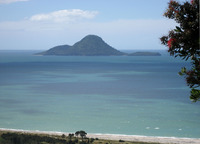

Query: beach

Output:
[1, 128, 200, 144]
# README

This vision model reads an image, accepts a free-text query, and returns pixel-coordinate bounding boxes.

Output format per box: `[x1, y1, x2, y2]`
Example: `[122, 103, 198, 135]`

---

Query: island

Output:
[37, 35, 161, 56]
[128, 52, 161, 56]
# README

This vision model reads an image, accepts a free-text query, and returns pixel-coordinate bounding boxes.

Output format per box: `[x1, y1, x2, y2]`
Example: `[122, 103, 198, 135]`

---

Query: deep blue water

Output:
[0, 50, 199, 138]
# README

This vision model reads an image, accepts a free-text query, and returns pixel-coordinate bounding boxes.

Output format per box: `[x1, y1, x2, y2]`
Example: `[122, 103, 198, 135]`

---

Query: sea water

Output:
[0, 50, 199, 138]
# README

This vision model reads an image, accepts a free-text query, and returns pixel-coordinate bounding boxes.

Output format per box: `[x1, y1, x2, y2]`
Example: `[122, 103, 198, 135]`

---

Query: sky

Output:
[0, 0, 187, 50]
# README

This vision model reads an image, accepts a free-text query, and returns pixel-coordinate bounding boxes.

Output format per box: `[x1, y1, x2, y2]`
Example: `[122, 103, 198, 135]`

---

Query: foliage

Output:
[160, 0, 199, 102]
[75, 130, 87, 142]
[0, 130, 161, 144]
[1, 132, 66, 144]
[119, 139, 125, 142]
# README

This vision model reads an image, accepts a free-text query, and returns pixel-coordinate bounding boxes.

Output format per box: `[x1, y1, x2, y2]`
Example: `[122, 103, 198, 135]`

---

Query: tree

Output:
[74, 130, 87, 143]
[75, 131, 80, 138]
[61, 134, 66, 138]
[160, 0, 199, 102]
[68, 133, 74, 141]
[79, 130, 87, 141]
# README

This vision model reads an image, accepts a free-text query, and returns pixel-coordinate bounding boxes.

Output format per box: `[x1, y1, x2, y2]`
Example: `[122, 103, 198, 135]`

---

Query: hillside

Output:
[38, 35, 125, 56]
[37, 35, 161, 56]
[38, 45, 71, 55]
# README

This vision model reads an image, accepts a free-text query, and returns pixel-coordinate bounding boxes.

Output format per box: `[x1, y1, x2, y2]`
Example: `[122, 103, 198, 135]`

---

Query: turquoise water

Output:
[0, 50, 199, 138]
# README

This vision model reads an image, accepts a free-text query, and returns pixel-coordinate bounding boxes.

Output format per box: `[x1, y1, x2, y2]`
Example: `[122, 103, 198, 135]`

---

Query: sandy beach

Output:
[87, 133, 200, 144]
[0, 128, 200, 144]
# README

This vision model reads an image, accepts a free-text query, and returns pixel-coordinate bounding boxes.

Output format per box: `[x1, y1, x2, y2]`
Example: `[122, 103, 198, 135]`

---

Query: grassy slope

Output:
[0, 130, 160, 144]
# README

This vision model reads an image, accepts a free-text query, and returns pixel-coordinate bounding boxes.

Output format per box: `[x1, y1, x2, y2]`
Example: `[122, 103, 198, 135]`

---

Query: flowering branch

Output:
[160, 0, 199, 102]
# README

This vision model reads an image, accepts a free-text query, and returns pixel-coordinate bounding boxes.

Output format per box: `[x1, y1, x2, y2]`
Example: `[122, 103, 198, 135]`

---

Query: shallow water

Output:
[0, 50, 199, 138]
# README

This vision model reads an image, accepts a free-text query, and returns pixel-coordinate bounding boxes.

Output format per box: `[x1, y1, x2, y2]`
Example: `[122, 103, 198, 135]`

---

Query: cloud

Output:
[0, 0, 29, 4]
[29, 9, 99, 23]
[0, 17, 177, 50]
[62, 19, 176, 49]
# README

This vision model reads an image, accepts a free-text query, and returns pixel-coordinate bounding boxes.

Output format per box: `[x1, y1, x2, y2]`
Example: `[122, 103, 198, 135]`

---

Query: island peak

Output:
[37, 35, 161, 56]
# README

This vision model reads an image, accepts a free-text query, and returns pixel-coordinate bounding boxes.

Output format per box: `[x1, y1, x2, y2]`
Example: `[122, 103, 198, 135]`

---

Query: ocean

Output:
[0, 50, 199, 138]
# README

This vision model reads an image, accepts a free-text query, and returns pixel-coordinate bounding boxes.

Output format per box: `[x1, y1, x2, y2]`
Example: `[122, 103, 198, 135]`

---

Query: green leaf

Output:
[181, 67, 187, 73]
[175, 26, 182, 32]
[178, 71, 183, 76]
[190, 89, 200, 102]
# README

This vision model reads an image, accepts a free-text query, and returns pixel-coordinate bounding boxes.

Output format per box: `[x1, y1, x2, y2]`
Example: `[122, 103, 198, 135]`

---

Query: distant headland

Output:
[36, 35, 161, 56]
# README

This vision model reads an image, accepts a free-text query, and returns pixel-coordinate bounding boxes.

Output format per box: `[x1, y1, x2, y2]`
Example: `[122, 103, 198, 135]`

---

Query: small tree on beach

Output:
[68, 133, 74, 141]
[75, 131, 80, 138]
[79, 130, 87, 141]
[75, 130, 87, 143]
[160, 0, 199, 102]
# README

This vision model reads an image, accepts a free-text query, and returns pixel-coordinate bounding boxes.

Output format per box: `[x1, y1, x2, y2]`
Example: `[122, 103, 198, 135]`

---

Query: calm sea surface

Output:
[0, 50, 199, 138]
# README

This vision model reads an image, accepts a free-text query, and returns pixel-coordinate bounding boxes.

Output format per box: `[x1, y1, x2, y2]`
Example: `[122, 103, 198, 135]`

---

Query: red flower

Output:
[167, 38, 176, 48]
[191, 0, 194, 4]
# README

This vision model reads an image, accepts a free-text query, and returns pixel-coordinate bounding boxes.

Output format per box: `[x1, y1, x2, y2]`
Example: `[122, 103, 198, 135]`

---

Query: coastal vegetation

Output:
[0, 130, 160, 144]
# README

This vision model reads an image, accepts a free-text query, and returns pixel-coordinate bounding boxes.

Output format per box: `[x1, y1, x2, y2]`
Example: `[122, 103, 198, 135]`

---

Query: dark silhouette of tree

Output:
[79, 130, 87, 141]
[75, 131, 80, 138]
[74, 130, 88, 143]
[160, 0, 199, 102]
[68, 133, 74, 141]
[61, 134, 65, 138]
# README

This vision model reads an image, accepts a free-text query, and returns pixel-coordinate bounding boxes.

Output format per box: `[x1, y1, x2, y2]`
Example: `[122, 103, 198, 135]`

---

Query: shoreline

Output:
[0, 128, 200, 144]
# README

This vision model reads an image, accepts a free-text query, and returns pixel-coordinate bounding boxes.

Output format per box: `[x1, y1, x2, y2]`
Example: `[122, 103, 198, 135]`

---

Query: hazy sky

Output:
[0, 0, 186, 50]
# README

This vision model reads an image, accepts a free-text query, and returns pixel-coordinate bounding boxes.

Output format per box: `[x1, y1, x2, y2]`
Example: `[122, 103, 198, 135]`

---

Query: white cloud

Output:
[29, 9, 99, 23]
[0, 0, 29, 4]
[0, 16, 177, 50]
